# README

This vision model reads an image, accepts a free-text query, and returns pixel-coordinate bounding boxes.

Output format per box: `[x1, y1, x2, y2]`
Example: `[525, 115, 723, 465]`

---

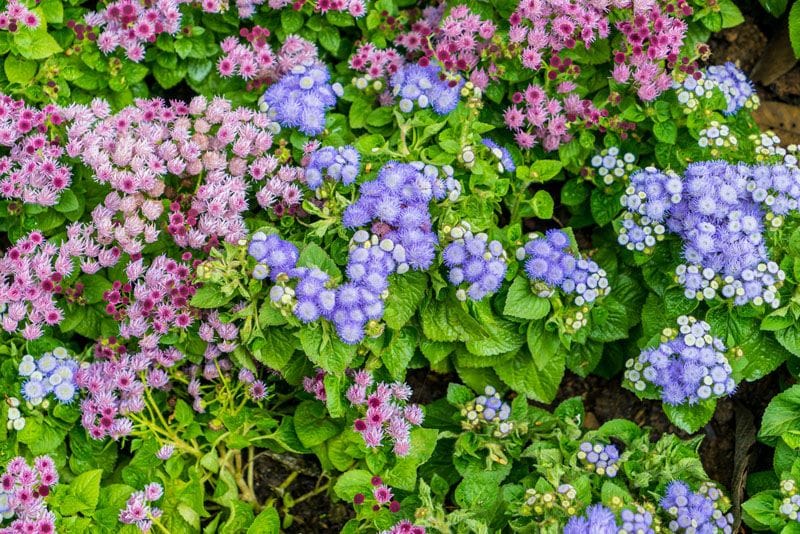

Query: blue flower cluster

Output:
[481, 138, 516, 174]
[779, 479, 800, 522]
[660, 481, 733, 533]
[461, 385, 513, 437]
[564, 504, 617, 534]
[305, 145, 361, 189]
[619, 161, 800, 307]
[624, 315, 736, 405]
[520, 229, 610, 307]
[259, 62, 342, 136]
[443, 222, 507, 302]
[577, 441, 620, 478]
[343, 161, 456, 271]
[705, 62, 759, 115]
[590, 147, 637, 186]
[390, 64, 463, 115]
[673, 73, 716, 112]
[19, 347, 79, 405]
[619, 506, 656, 534]
[248, 232, 300, 281]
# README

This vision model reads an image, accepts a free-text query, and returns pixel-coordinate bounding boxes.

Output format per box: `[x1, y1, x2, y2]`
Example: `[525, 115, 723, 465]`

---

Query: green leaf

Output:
[760, 385, 800, 446]
[40, 0, 63, 23]
[61, 469, 103, 515]
[384, 272, 427, 330]
[248, 507, 280, 534]
[496, 346, 564, 403]
[319, 26, 340, 53]
[653, 121, 677, 144]
[366, 107, 394, 127]
[446, 383, 474, 406]
[663, 400, 716, 434]
[153, 63, 186, 89]
[503, 277, 550, 320]
[464, 301, 525, 356]
[190, 284, 233, 309]
[293, 401, 340, 448]
[590, 189, 621, 226]
[382, 327, 418, 380]
[281, 10, 304, 32]
[529, 160, 563, 182]
[719, 0, 744, 28]
[298, 324, 356, 374]
[789, 1, 800, 58]
[4, 56, 37, 84]
[14, 26, 63, 60]
[333, 469, 373, 501]
[54, 189, 79, 213]
[531, 190, 554, 219]
[760, 0, 788, 16]
[297, 242, 341, 278]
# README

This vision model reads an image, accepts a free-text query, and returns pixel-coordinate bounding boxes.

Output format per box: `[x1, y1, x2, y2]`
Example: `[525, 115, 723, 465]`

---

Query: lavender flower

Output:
[119, 482, 164, 533]
[259, 62, 341, 136]
[577, 441, 620, 478]
[0, 455, 58, 533]
[705, 62, 759, 115]
[660, 481, 733, 533]
[18, 347, 80, 405]
[443, 222, 507, 301]
[564, 504, 617, 534]
[589, 147, 637, 186]
[619, 505, 656, 534]
[248, 232, 300, 281]
[779, 479, 800, 522]
[461, 385, 513, 437]
[390, 63, 463, 115]
[624, 315, 736, 405]
[481, 138, 516, 173]
[305, 145, 360, 189]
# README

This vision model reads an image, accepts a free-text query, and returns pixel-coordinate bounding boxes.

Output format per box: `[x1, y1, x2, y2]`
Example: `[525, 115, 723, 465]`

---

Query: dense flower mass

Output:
[660, 481, 733, 533]
[521, 229, 610, 307]
[259, 61, 342, 136]
[443, 222, 507, 301]
[619, 161, 798, 307]
[19, 347, 79, 405]
[347, 371, 424, 457]
[624, 315, 735, 405]
[119, 482, 164, 533]
[705, 62, 759, 115]
[577, 441, 620, 478]
[563, 504, 617, 534]
[0, 456, 58, 534]
[590, 147, 636, 186]
[390, 64, 463, 115]
[305, 145, 360, 189]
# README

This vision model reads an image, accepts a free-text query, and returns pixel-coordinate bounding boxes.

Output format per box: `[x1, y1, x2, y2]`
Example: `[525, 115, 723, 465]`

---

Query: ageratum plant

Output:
[1, 0, 800, 531]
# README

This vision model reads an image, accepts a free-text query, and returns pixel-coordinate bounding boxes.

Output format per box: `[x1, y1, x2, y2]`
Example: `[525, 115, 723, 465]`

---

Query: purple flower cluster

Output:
[347, 370, 424, 457]
[521, 229, 610, 306]
[259, 62, 342, 136]
[198, 311, 239, 381]
[0, 97, 70, 206]
[442, 223, 507, 301]
[619, 161, 798, 307]
[0, 1, 39, 32]
[564, 504, 617, 534]
[624, 315, 735, 405]
[381, 521, 426, 534]
[619, 506, 656, 534]
[119, 482, 164, 533]
[248, 232, 300, 281]
[390, 64, 463, 115]
[343, 161, 452, 271]
[353, 475, 402, 514]
[481, 138, 516, 174]
[0, 456, 57, 534]
[577, 441, 620, 478]
[660, 481, 733, 533]
[302, 369, 327, 401]
[305, 145, 360, 189]
[86, 0, 182, 62]
[19, 347, 79, 405]
[705, 62, 759, 115]
[237, 369, 268, 401]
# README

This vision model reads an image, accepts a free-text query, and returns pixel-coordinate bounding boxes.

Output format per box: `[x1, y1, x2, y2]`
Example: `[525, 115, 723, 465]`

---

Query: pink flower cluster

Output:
[108, 255, 197, 341]
[0, 0, 39, 32]
[237, 368, 268, 400]
[349, 43, 403, 80]
[427, 6, 496, 77]
[0, 96, 70, 206]
[0, 231, 67, 340]
[77, 345, 183, 440]
[253, 163, 305, 216]
[346, 371, 424, 457]
[198, 311, 239, 380]
[0, 456, 58, 534]
[218, 27, 276, 86]
[86, 0, 182, 62]
[119, 482, 163, 533]
[302, 368, 327, 401]
[267, 0, 366, 18]
[393, 3, 446, 54]
[504, 82, 606, 151]
[612, 5, 690, 101]
[353, 475, 402, 513]
[382, 520, 426, 534]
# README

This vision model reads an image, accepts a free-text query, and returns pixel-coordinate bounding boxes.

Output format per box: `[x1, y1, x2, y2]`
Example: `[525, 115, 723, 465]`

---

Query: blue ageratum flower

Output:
[443, 222, 507, 301]
[705, 62, 759, 115]
[521, 229, 610, 306]
[481, 138, 516, 173]
[390, 64, 464, 115]
[248, 232, 300, 281]
[624, 315, 736, 405]
[563, 504, 618, 534]
[305, 145, 360, 190]
[18, 347, 79, 406]
[259, 62, 342, 136]
[660, 481, 733, 533]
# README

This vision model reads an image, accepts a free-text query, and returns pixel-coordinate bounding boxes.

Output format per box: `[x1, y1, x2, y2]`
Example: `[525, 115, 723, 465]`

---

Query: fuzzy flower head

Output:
[390, 63, 463, 115]
[18, 347, 79, 406]
[660, 481, 733, 533]
[460, 385, 513, 438]
[705, 62, 759, 115]
[442, 222, 507, 302]
[305, 145, 360, 189]
[625, 315, 736, 405]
